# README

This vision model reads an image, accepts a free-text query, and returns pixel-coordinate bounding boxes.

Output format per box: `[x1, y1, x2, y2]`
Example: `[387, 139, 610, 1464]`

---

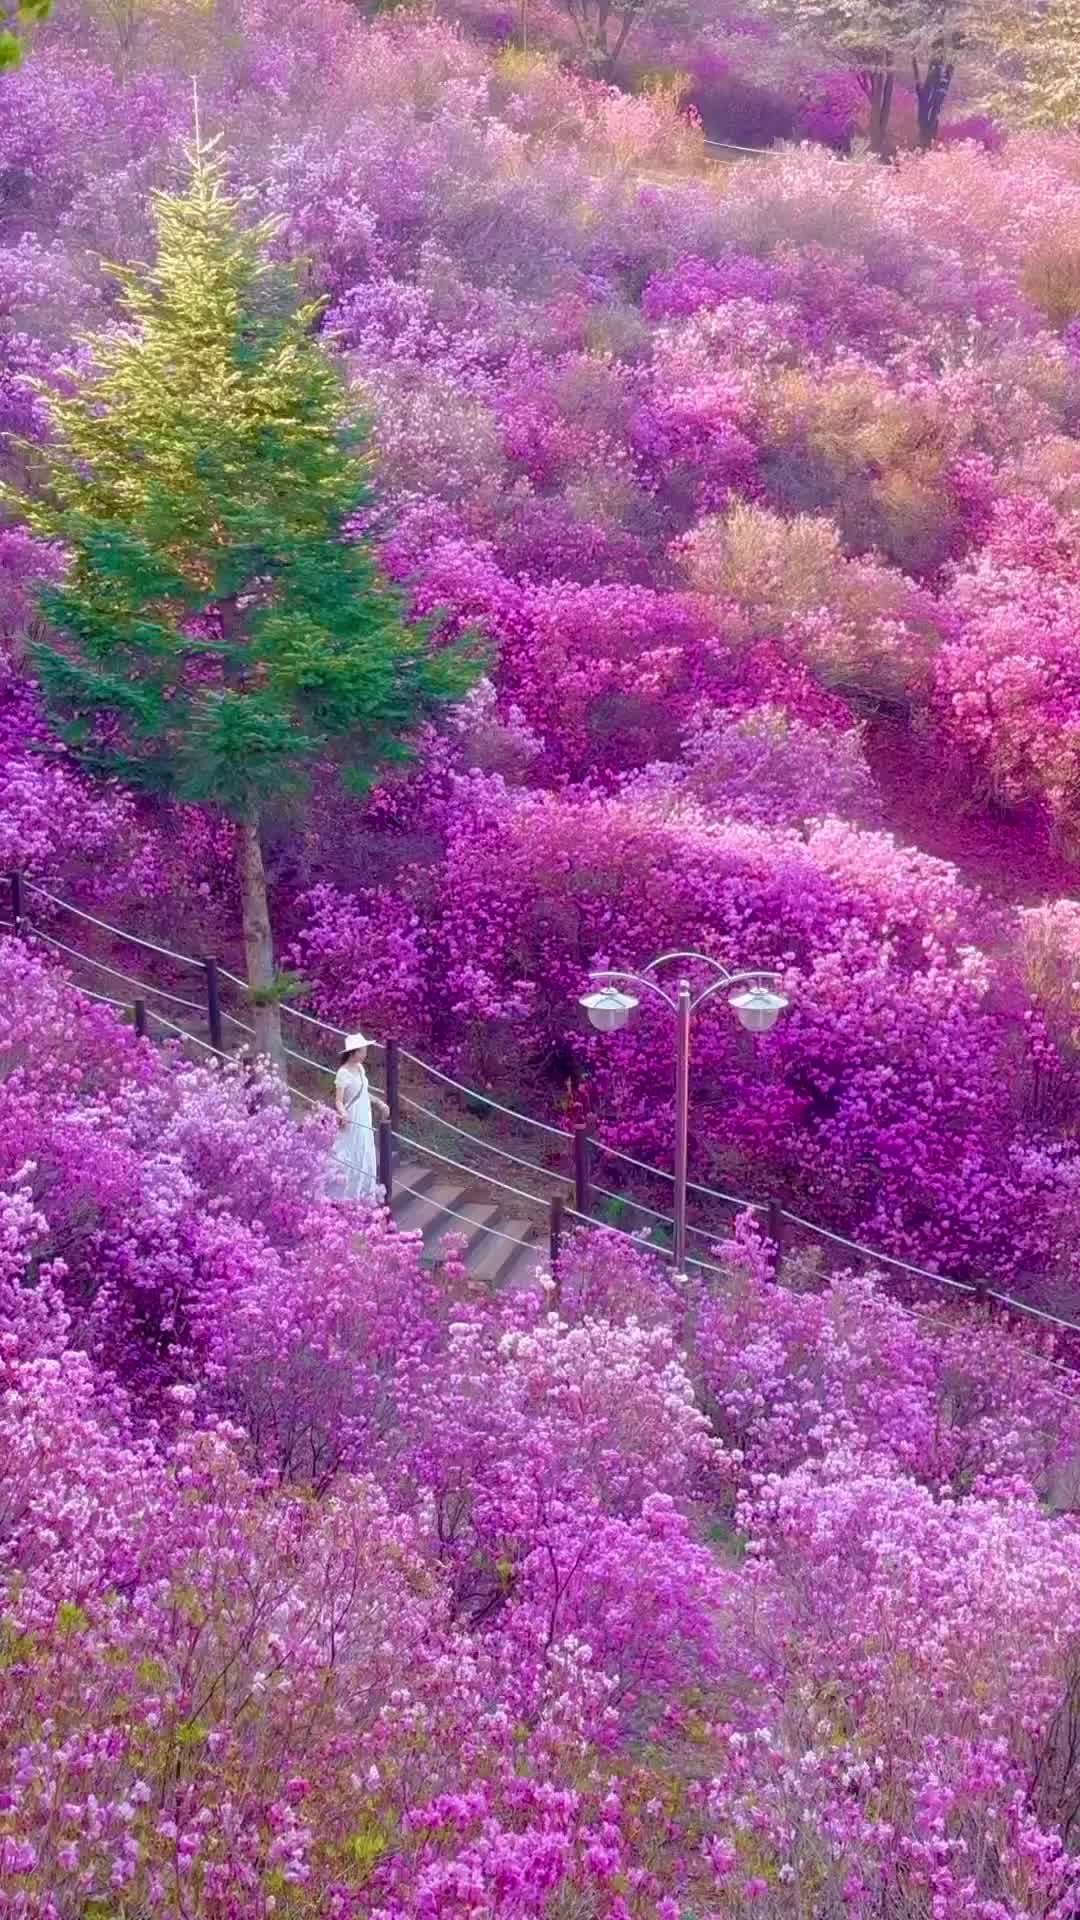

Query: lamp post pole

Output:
[673, 978, 691, 1276]
[580, 951, 788, 1279]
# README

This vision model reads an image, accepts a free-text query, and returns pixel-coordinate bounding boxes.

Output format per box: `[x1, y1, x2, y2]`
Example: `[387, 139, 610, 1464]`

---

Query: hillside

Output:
[3, 0, 1080, 1286]
[5, 930, 1080, 1912]
[5, 3, 1080, 1907]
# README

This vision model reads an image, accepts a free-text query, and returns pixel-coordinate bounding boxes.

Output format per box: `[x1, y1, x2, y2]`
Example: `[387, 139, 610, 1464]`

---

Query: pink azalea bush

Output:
[7, 6, 1080, 1898]
[4, 0, 1080, 1283]
[293, 777, 1080, 1284]
[11, 2, 1080, 1910]
[4, 953, 1080, 1912]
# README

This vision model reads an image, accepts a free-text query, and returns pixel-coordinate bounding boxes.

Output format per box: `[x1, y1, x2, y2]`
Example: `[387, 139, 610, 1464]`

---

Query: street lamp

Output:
[579, 950, 788, 1277]
[579, 986, 638, 1032]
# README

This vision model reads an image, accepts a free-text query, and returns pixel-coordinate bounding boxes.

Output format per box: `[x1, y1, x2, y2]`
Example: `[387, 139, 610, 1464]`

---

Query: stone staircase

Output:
[388, 1155, 547, 1289]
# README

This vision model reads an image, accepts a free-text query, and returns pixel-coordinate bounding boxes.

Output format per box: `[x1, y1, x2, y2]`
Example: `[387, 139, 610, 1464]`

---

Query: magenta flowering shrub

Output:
[0, 656, 160, 903]
[16, 1, 1080, 1907]
[7, 0, 1080, 1292]
[5, 964, 1080, 1911]
[936, 491, 1080, 836]
[699, 1255, 1080, 1498]
[624, 700, 881, 825]
[12, 10, 1080, 1899]
[294, 777, 1080, 1279]
[723, 1457, 1080, 1915]
[0, 939, 340, 1398]
[0, 1187, 164, 1614]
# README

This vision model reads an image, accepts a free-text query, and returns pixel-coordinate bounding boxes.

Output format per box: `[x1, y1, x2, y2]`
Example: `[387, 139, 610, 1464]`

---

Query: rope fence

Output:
[32, 927, 207, 1011]
[25, 881, 205, 969]
[703, 136, 781, 158]
[399, 1047, 571, 1139]
[10, 868, 1080, 1344]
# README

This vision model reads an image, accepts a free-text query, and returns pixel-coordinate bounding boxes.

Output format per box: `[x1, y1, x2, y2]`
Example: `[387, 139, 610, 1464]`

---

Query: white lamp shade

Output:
[580, 987, 639, 1033]
[729, 985, 788, 1034]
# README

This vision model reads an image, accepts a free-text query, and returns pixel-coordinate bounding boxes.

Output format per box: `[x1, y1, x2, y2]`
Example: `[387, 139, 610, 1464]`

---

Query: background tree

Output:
[549, 0, 687, 81]
[10, 139, 481, 1066]
[753, 0, 979, 155]
[0, 0, 52, 69]
[981, 0, 1080, 129]
[80, 0, 215, 74]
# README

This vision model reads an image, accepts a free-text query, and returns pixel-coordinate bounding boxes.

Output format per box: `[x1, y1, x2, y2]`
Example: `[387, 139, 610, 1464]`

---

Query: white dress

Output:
[329, 1064, 378, 1202]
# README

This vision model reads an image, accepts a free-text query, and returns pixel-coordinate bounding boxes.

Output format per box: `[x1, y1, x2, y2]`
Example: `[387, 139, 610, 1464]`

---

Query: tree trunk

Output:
[914, 54, 954, 150]
[239, 812, 284, 1073]
[862, 62, 895, 161]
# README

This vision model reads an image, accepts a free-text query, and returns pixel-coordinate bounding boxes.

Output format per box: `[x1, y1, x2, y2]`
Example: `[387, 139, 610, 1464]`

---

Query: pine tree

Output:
[12, 138, 481, 1066]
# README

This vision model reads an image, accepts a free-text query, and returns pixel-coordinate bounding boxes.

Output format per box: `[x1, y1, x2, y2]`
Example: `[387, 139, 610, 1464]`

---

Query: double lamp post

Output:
[579, 952, 788, 1276]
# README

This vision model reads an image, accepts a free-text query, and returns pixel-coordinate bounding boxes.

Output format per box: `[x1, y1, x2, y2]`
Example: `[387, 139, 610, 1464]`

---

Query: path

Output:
[15, 874, 1080, 1339]
[389, 1153, 545, 1289]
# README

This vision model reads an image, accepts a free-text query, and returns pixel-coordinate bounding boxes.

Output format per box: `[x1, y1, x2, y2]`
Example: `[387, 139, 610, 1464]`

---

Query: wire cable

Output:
[25, 885, 204, 968]
[24, 882, 1080, 1341]
[399, 1050, 571, 1138]
[143, 1009, 224, 1057]
[399, 1093, 564, 1181]
[391, 1130, 551, 1215]
[29, 927, 206, 1011]
[78, 984, 131, 1011]
[396, 1195, 538, 1254]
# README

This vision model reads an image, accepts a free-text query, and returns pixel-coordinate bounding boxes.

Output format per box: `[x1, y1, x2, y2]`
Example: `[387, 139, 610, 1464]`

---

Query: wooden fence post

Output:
[8, 871, 24, 936]
[549, 1195, 564, 1306]
[385, 1037, 401, 1128]
[203, 958, 224, 1054]
[133, 998, 147, 1040]
[549, 1195, 564, 1268]
[766, 1199, 785, 1275]
[573, 1125, 591, 1218]
[378, 1119, 394, 1200]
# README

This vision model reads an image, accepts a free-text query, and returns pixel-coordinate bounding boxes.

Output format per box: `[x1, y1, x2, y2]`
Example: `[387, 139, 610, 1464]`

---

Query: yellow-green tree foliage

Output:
[0, 0, 53, 70]
[984, 0, 1080, 128]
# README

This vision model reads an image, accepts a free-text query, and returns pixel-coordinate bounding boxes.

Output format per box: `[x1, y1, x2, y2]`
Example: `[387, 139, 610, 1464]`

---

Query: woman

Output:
[329, 1032, 389, 1202]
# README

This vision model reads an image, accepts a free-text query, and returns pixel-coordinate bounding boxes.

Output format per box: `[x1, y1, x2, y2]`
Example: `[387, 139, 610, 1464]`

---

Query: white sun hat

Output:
[343, 1031, 370, 1051]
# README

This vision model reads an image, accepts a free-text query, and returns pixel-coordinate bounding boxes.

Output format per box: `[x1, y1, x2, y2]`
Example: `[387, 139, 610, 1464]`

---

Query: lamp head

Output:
[579, 986, 638, 1033]
[729, 985, 788, 1035]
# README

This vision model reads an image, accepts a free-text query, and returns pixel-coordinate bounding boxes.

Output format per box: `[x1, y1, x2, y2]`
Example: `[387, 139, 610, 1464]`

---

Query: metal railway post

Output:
[672, 979, 691, 1278]
[378, 1119, 394, 1201]
[385, 1037, 401, 1127]
[8, 870, 25, 936]
[203, 958, 224, 1054]
[133, 998, 147, 1040]
[573, 1125, 592, 1218]
[549, 1194, 564, 1267]
[549, 1195, 564, 1306]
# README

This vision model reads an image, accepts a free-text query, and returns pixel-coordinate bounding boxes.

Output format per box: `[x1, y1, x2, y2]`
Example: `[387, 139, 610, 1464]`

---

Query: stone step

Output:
[392, 1178, 470, 1244]
[386, 1151, 545, 1290]
[498, 1240, 546, 1292]
[468, 1217, 538, 1287]
[424, 1201, 501, 1262]
[390, 1158, 437, 1200]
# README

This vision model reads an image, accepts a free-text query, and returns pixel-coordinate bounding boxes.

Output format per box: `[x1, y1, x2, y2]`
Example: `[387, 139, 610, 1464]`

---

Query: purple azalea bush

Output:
[2, 940, 1080, 1914]
[2, 3, 1080, 1908]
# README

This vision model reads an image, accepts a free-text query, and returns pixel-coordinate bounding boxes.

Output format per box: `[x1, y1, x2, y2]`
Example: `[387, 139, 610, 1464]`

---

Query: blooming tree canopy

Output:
[753, 0, 984, 149]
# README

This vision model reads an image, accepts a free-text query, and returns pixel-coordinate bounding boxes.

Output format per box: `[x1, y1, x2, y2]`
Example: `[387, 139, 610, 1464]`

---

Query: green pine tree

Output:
[11, 136, 482, 1066]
